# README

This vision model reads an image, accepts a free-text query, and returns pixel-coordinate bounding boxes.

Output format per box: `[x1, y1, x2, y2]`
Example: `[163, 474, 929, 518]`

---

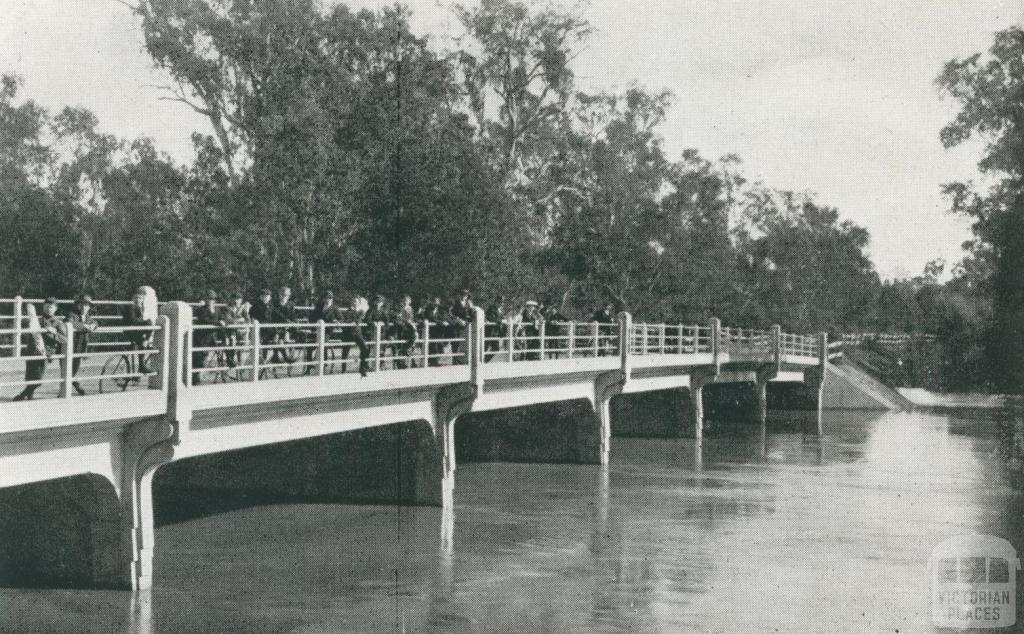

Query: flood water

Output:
[3, 408, 1024, 633]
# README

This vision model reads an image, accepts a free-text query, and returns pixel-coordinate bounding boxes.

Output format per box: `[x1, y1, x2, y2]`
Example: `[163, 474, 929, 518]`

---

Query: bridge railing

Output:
[0, 321, 166, 400]
[780, 332, 818, 358]
[719, 326, 773, 358]
[0, 297, 136, 358]
[187, 320, 470, 384]
[483, 320, 621, 362]
[629, 323, 714, 356]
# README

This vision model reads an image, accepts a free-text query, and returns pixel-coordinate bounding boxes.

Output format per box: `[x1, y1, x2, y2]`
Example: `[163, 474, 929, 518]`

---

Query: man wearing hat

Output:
[248, 288, 275, 366]
[366, 295, 394, 367]
[192, 290, 222, 384]
[121, 287, 155, 360]
[13, 298, 64, 401]
[66, 294, 100, 395]
[518, 300, 542, 361]
[218, 291, 249, 369]
[307, 291, 345, 370]
[448, 290, 475, 365]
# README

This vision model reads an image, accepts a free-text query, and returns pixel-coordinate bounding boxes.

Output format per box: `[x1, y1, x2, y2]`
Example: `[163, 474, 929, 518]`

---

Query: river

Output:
[2, 408, 1022, 633]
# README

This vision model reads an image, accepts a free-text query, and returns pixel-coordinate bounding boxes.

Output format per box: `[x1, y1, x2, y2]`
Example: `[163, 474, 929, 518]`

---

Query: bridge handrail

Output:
[0, 319, 168, 399]
[2, 295, 830, 405]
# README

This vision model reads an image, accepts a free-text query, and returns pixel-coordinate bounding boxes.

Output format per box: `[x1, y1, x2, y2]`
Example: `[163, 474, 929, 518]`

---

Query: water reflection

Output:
[2, 408, 1023, 632]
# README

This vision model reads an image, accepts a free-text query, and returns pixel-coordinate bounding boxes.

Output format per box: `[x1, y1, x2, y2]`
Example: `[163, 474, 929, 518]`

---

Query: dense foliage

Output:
[936, 25, 1024, 392]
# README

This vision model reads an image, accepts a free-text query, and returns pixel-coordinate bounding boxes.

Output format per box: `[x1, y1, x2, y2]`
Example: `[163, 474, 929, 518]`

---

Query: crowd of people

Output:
[9, 286, 622, 399]
[191, 286, 621, 381]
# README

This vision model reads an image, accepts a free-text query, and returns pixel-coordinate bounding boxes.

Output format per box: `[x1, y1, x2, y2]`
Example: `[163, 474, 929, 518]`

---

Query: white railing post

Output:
[691, 324, 698, 353]
[373, 322, 383, 371]
[660, 323, 666, 354]
[317, 320, 326, 376]
[422, 321, 430, 367]
[183, 323, 193, 388]
[568, 321, 576, 358]
[538, 321, 546, 360]
[470, 307, 485, 393]
[12, 295, 23, 358]
[155, 302, 193, 428]
[61, 325, 74, 398]
[507, 319, 515, 362]
[710, 317, 721, 373]
[641, 323, 648, 355]
[819, 332, 828, 369]
[772, 324, 782, 370]
[592, 322, 599, 357]
[618, 312, 632, 380]
[251, 320, 261, 382]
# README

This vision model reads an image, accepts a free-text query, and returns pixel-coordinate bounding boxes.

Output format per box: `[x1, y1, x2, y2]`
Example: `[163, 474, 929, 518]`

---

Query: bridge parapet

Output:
[1, 294, 827, 434]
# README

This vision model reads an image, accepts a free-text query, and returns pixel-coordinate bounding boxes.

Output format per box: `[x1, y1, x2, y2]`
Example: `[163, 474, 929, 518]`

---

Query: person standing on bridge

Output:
[347, 296, 370, 377]
[542, 301, 569, 360]
[121, 288, 154, 375]
[484, 295, 509, 362]
[191, 290, 222, 384]
[307, 290, 344, 371]
[592, 301, 616, 357]
[419, 296, 446, 367]
[395, 295, 418, 369]
[268, 286, 297, 366]
[366, 295, 394, 369]
[218, 291, 248, 369]
[65, 294, 99, 395]
[13, 298, 63, 401]
[518, 300, 543, 361]
[448, 290, 475, 365]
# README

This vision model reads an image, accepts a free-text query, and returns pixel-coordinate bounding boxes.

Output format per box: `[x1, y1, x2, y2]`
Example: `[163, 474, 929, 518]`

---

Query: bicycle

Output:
[98, 342, 155, 393]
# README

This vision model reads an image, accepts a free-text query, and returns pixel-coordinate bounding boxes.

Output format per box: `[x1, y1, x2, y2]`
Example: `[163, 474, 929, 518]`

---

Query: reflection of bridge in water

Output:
[0, 298, 830, 591]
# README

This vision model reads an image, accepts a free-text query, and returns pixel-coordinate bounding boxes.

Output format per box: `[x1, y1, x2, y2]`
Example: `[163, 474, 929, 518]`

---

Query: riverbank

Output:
[897, 388, 1008, 410]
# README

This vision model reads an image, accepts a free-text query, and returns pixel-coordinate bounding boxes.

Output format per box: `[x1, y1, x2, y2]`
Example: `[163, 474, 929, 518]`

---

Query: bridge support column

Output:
[110, 418, 176, 591]
[689, 369, 717, 440]
[754, 380, 768, 426]
[433, 384, 477, 509]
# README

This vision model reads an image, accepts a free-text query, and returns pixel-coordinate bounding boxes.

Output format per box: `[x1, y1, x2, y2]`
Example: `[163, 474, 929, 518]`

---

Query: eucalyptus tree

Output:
[937, 24, 1024, 391]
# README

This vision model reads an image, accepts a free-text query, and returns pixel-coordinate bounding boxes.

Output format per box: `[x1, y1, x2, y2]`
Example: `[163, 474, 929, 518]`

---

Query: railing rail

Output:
[0, 321, 165, 399]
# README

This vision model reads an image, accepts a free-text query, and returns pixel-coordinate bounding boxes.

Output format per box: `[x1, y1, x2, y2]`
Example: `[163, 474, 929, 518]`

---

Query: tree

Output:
[937, 25, 1024, 391]
[547, 87, 680, 314]
[456, 0, 591, 238]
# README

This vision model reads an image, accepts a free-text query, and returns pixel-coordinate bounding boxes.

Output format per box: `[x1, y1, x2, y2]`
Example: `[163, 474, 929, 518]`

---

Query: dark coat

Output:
[66, 307, 99, 353]
[249, 300, 273, 324]
[121, 304, 153, 348]
[193, 304, 222, 346]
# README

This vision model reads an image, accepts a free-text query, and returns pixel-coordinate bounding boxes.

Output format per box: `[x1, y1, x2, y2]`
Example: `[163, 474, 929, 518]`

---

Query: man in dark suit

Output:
[192, 290, 221, 384]
[13, 298, 63, 401]
[66, 294, 99, 395]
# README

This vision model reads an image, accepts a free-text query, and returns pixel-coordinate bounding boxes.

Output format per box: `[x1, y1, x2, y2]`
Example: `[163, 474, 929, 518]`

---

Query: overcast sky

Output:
[1, 0, 1020, 278]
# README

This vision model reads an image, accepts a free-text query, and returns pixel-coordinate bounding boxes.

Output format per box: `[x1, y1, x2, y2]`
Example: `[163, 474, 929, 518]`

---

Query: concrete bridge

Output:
[0, 300, 828, 591]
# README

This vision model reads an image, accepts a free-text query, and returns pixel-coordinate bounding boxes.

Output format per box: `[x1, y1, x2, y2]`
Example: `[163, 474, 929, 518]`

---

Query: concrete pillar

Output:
[595, 394, 612, 465]
[151, 301, 193, 431]
[432, 384, 476, 510]
[118, 418, 176, 591]
[755, 379, 768, 426]
[691, 383, 704, 439]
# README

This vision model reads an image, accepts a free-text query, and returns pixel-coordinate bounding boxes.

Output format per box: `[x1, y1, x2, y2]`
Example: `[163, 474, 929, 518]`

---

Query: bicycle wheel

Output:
[282, 345, 304, 377]
[201, 350, 228, 384]
[225, 348, 253, 381]
[99, 355, 131, 393]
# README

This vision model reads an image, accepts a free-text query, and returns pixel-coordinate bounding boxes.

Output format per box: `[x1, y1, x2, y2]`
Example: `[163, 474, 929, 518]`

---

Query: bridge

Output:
[0, 297, 831, 591]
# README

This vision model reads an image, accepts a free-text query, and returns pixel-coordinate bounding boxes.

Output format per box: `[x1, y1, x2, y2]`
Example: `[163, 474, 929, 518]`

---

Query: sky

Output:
[1, 0, 1021, 279]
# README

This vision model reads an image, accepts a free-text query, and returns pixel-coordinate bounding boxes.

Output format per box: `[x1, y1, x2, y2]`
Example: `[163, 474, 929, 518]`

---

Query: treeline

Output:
[0, 0, 1008, 390]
